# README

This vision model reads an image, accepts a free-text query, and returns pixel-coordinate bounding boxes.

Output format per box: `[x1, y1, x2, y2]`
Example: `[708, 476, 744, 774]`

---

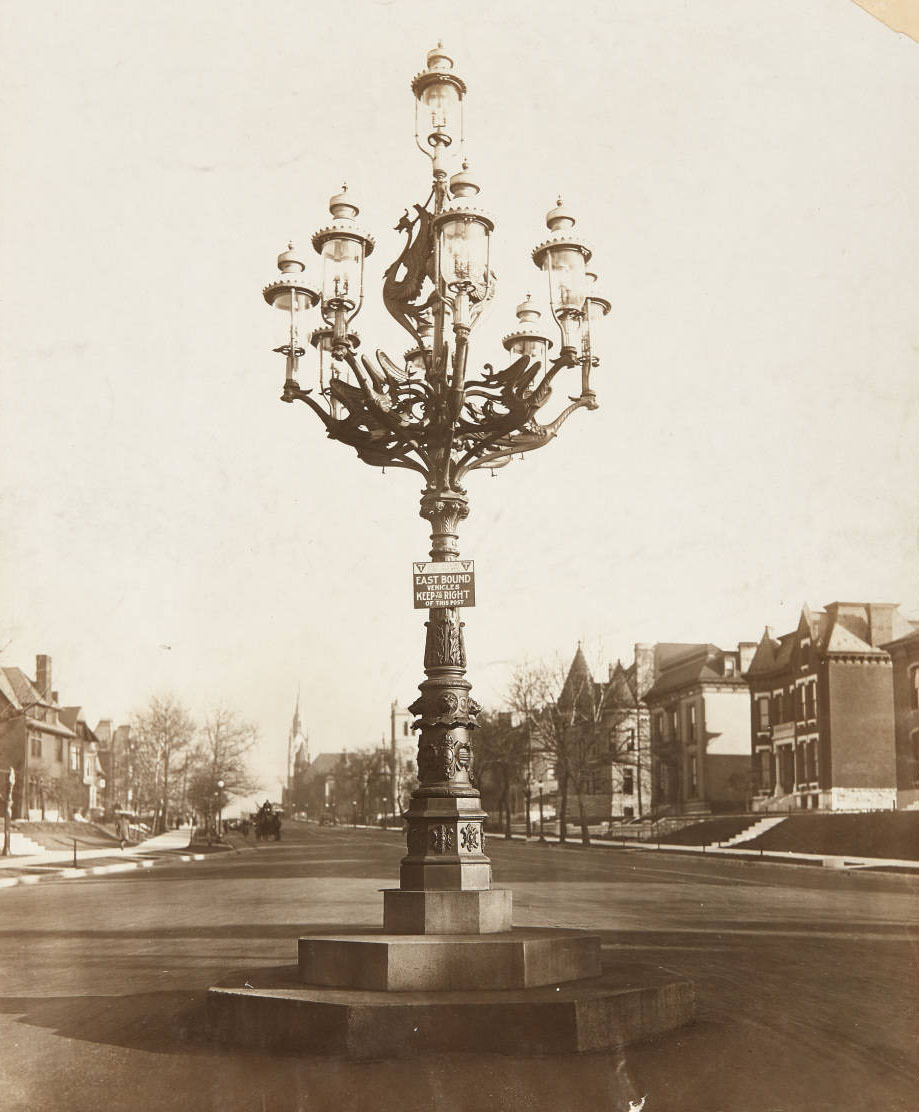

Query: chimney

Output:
[867, 603, 897, 648]
[633, 643, 655, 699]
[738, 642, 757, 673]
[35, 655, 52, 701]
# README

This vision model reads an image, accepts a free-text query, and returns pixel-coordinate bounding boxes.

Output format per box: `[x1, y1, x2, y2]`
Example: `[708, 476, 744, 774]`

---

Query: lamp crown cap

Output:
[449, 159, 480, 198]
[546, 197, 577, 231]
[329, 183, 359, 221]
[516, 293, 541, 322]
[426, 42, 454, 71]
[277, 243, 305, 272]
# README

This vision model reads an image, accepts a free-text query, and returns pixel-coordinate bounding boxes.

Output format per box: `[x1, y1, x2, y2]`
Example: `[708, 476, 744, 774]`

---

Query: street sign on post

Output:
[412, 561, 475, 609]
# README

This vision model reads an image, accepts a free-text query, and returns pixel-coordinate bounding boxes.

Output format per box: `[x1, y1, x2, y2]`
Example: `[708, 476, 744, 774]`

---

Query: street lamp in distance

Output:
[216, 779, 225, 840]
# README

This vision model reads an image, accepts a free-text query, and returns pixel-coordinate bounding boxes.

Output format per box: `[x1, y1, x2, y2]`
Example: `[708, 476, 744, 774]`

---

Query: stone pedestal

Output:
[382, 887, 512, 934]
[208, 948, 695, 1059]
[298, 928, 598, 991]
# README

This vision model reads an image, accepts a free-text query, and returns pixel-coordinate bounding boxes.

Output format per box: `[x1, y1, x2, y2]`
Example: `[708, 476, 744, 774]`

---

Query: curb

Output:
[481, 831, 919, 873]
[0, 849, 214, 891]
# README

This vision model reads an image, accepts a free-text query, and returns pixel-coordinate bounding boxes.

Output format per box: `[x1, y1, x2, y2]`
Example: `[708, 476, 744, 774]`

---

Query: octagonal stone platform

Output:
[207, 955, 694, 1059]
[298, 927, 600, 991]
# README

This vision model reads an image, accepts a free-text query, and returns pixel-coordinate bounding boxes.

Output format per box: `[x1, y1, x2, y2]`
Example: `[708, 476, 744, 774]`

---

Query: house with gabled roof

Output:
[57, 707, 106, 816]
[0, 655, 76, 819]
[744, 601, 915, 812]
[644, 641, 755, 816]
[550, 643, 658, 825]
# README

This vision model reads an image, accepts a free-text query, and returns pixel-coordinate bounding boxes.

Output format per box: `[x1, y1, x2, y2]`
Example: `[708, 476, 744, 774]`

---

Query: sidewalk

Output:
[0, 826, 223, 890]
[512, 830, 919, 872]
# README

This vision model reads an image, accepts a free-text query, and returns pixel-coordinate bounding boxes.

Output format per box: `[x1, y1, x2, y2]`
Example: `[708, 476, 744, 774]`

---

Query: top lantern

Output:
[411, 43, 466, 171]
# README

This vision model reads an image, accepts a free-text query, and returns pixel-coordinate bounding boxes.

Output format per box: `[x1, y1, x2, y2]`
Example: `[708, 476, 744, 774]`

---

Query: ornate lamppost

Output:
[263, 43, 608, 931]
[209, 43, 693, 1059]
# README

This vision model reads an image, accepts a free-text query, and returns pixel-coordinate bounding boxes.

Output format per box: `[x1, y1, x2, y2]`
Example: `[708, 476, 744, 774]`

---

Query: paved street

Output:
[0, 824, 916, 1112]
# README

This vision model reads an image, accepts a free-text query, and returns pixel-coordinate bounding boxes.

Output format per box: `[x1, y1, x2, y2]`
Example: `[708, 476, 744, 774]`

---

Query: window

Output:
[70, 745, 80, 772]
[622, 769, 634, 795]
[805, 683, 816, 720]
[623, 806, 634, 819]
[56, 739, 64, 762]
[669, 709, 678, 739]
[403, 722, 409, 736]
[626, 728, 635, 751]
[758, 697, 770, 729]
[689, 755, 699, 797]
[30, 736, 42, 758]
[581, 770, 605, 795]
[910, 665, 919, 712]
[652, 713, 663, 743]
[806, 739, 818, 783]
[688, 704, 697, 743]
[785, 690, 795, 721]
[723, 656, 735, 676]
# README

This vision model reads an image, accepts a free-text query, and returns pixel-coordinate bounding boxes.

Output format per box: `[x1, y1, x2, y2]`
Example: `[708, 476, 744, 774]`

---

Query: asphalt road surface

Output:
[0, 824, 916, 1112]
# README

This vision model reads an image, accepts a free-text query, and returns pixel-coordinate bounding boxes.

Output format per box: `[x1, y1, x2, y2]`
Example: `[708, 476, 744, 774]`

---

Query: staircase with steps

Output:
[5, 831, 48, 856]
[720, 816, 787, 847]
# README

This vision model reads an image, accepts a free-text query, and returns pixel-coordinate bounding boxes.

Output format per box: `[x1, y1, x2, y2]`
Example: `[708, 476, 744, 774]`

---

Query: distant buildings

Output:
[745, 602, 918, 813]
[543, 601, 918, 825]
[554, 644, 654, 824]
[0, 654, 107, 820]
[881, 625, 919, 810]
[283, 694, 404, 821]
[645, 642, 755, 815]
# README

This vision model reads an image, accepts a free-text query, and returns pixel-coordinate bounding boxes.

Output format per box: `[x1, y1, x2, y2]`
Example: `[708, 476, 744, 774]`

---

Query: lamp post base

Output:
[207, 945, 694, 1059]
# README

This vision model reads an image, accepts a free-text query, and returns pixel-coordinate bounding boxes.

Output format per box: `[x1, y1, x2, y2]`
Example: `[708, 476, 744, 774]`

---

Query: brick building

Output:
[881, 626, 919, 809]
[745, 602, 914, 812]
[645, 642, 755, 815]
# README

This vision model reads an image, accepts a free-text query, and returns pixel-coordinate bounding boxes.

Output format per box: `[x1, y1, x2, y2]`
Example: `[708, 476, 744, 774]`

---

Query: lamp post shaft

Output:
[396, 488, 492, 892]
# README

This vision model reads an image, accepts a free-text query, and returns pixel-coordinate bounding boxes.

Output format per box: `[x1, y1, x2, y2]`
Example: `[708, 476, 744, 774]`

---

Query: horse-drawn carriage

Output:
[253, 801, 282, 841]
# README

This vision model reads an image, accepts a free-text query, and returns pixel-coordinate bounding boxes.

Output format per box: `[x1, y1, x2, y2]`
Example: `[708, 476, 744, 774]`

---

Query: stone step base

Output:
[298, 927, 600, 992]
[207, 958, 694, 1059]
[383, 886, 511, 934]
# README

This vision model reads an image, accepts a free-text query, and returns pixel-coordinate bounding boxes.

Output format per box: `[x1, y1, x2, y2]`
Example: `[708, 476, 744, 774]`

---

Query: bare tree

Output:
[510, 656, 610, 847]
[330, 748, 391, 824]
[131, 695, 196, 832]
[473, 710, 528, 838]
[187, 708, 259, 821]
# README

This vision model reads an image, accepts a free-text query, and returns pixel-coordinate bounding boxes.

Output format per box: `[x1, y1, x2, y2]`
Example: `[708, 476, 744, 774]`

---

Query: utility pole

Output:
[2, 766, 15, 855]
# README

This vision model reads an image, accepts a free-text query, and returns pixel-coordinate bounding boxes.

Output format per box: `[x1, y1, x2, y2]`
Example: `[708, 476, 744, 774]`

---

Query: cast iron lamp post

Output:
[262, 43, 609, 929]
[209, 40, 691, 1059]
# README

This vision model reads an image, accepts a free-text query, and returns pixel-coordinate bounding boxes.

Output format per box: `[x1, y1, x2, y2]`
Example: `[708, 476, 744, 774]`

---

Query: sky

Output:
[1, 0, 917, 796]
